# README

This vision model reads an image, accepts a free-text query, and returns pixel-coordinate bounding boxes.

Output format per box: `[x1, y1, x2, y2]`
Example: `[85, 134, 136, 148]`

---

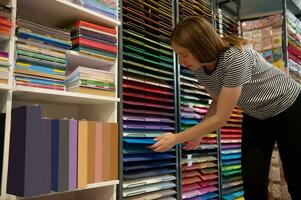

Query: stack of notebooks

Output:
[69, 20, 117, 64]
[122, 0, 177, 199]
[220, 108, 244, 200]
[15, 19, 71, 90]
[72, 0, 118, 20]
[0, 4, 11, 40]
[7, 105, 118, 197]
[65, 66, 115, 97]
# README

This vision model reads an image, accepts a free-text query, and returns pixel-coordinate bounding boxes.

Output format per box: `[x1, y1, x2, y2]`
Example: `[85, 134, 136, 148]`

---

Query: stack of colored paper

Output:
[121, 0, 177, 199]
[15, 18, 72, 90]
[72, 0, 118, 20]
[69, 20, 117, 64]
[123, 139, 177, 198]
[65, 66, 115, 97]
[220, 108, 244, 199]
[181, 151, 219, 200]
[180, 67, 210, 131]
[0, 4, 11, 40]
[0, 4, 11, 83]
[0, 51, 8, 83]
[179, 66, 221, 199]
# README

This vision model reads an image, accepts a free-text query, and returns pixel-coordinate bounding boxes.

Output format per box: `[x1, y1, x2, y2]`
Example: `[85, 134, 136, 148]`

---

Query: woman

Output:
[151, 16, 301, 200]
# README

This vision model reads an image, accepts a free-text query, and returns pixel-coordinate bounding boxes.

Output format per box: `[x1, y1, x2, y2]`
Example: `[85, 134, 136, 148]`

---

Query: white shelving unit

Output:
[0, 0, 16, 199]
[13, 85, 120, 105]
[16, 0, 120, 28]
[0, 84, 11, 91]
[0, 0, 120, 199]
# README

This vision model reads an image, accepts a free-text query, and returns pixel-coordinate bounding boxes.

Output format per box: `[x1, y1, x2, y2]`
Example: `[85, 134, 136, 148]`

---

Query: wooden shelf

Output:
[13, 85, 119, 104]
[17, 0, 120, 28]
[13, 180, 119, 199]
[66, 50, 115, 71]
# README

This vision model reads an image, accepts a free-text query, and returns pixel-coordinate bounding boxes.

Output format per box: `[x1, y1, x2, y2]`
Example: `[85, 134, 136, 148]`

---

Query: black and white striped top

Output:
[193, 46, 301, 120]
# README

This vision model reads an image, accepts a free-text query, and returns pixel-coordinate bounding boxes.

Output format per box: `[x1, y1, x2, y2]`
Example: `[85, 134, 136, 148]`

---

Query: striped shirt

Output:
[193, 46, 301, 120]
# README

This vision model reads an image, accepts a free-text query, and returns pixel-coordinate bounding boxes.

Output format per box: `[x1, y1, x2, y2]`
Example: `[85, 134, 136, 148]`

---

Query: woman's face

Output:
[172, 43, 201, 71]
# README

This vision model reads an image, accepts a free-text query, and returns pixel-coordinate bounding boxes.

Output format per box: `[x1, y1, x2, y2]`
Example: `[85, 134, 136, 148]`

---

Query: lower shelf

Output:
[6, 180, 119, 200]
[0, 83, 11, 91]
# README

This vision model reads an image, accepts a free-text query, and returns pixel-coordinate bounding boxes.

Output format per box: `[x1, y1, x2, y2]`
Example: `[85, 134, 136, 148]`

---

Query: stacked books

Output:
[0, 51, 8, 83]
[0, 4, 11, 83]
[65, 20, 117, 97]
[72, 0, 118, 20]
[15, 18, 72, 90]
[70, 20, 117, 64]
[65, 66, 115, 97]
[0, 4, 11, 40]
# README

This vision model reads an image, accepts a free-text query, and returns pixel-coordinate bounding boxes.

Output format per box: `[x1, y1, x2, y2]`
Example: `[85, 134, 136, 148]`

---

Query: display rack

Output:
[177, 1, 222, 199]
[216, 1, 244, 199]
[120, 0, 178, 199]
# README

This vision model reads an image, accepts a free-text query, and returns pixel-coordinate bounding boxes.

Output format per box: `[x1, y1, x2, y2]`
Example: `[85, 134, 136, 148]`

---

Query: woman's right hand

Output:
[183, 137, 203, 150]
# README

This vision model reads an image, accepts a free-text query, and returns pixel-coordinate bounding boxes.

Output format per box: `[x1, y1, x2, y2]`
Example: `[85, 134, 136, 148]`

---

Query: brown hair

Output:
[171, 16, 247, 63]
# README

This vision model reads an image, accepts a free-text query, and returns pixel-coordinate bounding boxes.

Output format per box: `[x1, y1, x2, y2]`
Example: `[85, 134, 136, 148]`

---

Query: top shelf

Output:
[17, 0, 120, 28]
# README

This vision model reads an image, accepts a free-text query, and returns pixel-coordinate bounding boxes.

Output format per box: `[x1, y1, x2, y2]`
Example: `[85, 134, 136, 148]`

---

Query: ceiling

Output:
[240, 0, 301, 19]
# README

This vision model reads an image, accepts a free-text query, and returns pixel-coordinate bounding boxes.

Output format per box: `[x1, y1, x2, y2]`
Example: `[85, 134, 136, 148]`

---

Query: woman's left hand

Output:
[151, 132, 178, 152]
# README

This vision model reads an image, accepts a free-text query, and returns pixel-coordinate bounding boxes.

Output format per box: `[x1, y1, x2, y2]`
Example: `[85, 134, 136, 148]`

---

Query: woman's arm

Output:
[203, 85, 218, 119]
[182, 99, 217, 150]
[182, 86, 217, 150]
[151, 85, 242, 152]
